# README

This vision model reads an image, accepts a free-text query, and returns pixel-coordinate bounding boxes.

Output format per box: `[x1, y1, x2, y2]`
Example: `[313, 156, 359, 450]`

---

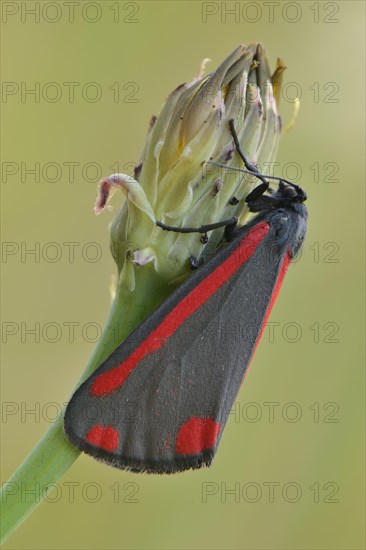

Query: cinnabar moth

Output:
[64, 120, 307, 474]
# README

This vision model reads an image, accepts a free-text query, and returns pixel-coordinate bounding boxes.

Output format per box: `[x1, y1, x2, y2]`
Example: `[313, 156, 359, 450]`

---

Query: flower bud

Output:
[97, 43, 285, 292]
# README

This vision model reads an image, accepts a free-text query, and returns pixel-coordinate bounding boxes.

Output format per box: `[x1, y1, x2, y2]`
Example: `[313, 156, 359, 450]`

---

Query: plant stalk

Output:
[0, 266, 172, 544]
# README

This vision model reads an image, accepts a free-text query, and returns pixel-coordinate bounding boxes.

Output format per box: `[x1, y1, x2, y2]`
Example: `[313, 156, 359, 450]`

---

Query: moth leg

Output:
[189, 256, 204, 270]
[156, 217, 237, 235]
[224, 218, 240, 241]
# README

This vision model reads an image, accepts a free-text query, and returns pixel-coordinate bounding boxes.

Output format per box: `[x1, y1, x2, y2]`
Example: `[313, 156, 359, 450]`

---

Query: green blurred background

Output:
[1, 1, 365, 548]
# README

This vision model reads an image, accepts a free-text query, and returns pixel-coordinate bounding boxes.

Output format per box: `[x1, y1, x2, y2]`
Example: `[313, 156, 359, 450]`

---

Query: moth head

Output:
[279, 181, 307, 203]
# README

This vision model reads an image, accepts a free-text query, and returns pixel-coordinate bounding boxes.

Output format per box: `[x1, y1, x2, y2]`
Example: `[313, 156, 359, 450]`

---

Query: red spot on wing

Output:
[85, 424, 119, 452]
[176, 416, 221, 455]
[91, 222, 270, 397]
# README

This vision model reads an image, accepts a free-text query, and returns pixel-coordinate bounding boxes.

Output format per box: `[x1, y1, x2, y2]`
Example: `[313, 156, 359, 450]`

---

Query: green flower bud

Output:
[97, 43, 285, 293]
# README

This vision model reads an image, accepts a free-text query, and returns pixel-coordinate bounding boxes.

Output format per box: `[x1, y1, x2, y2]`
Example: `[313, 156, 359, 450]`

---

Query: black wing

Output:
[64, 207, 306, 474]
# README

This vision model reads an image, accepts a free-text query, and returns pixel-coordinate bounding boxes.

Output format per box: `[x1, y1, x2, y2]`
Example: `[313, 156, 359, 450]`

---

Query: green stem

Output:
[0, 266, 172, 544]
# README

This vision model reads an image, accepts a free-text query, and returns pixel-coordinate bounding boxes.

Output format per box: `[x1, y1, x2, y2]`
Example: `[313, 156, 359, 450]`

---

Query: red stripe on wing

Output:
[91, 222, 270, 397]
[243, 251, 291, 381]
